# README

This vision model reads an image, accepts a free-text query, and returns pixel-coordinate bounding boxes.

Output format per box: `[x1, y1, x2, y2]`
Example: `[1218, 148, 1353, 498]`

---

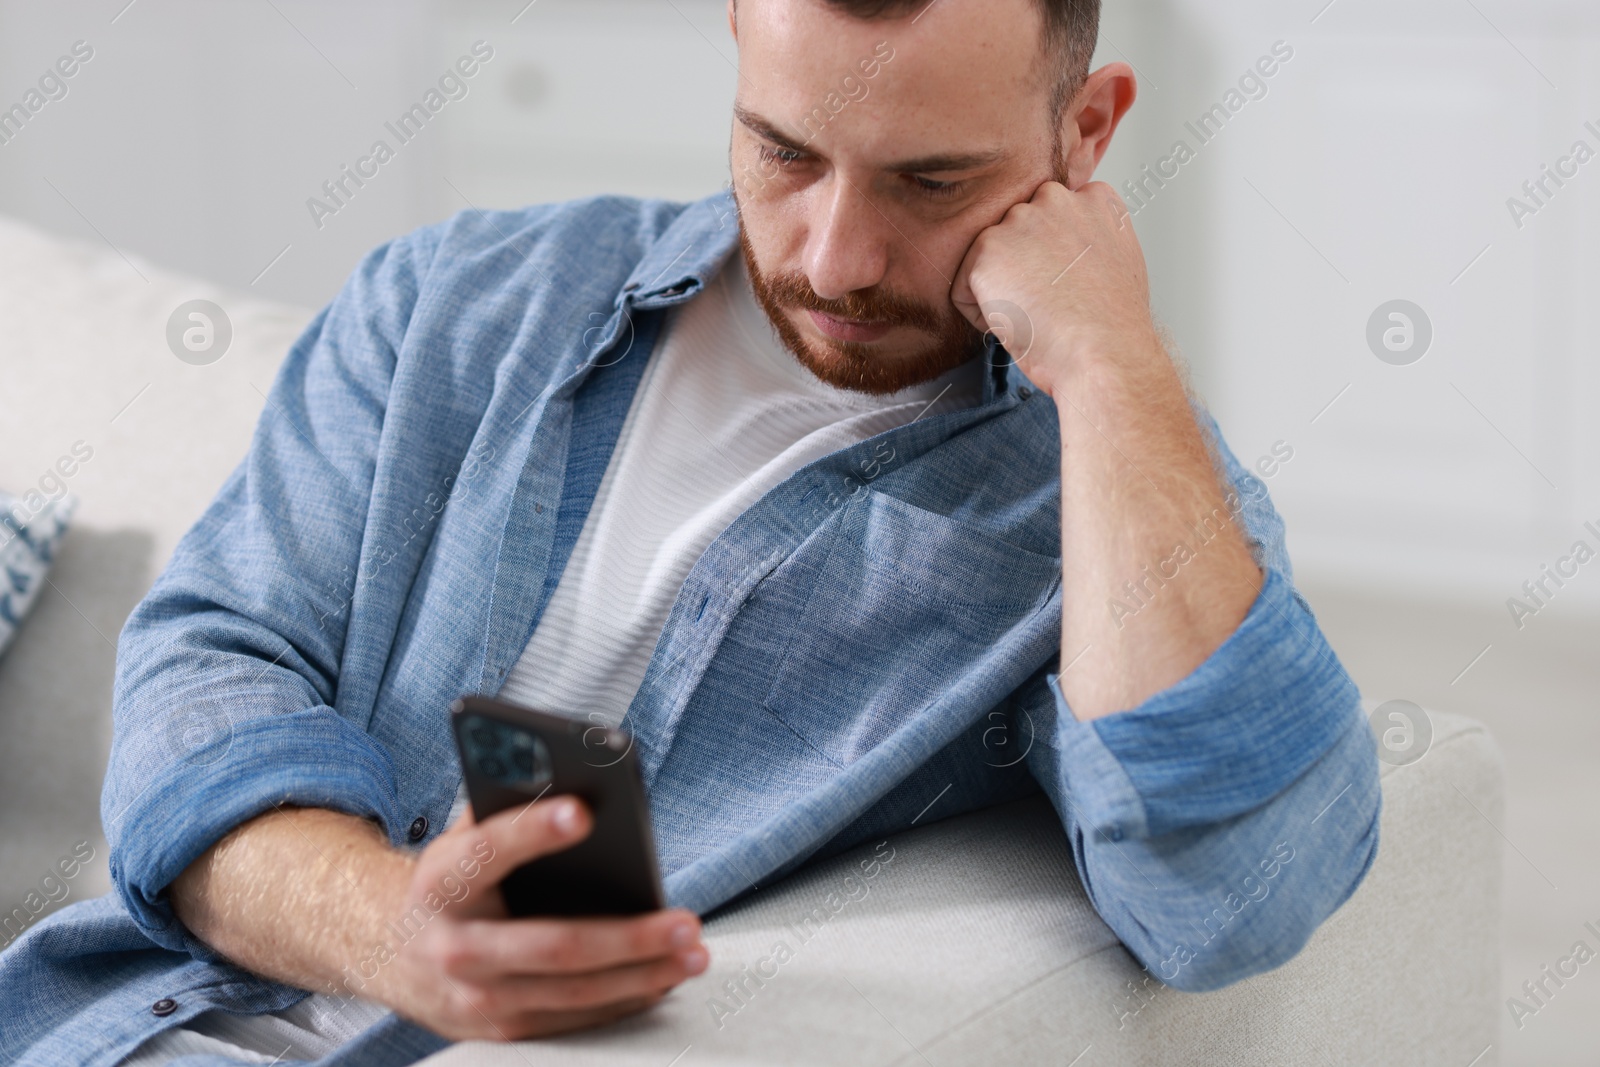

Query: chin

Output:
[787, 328, 967, 396]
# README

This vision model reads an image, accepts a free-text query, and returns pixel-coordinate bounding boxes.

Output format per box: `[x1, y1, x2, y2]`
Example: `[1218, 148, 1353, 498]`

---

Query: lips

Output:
[805, 309, 893, 344]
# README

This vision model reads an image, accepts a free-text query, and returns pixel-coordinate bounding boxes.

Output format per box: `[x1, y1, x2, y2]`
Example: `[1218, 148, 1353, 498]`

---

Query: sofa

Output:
[0, 214, 1504, 1065]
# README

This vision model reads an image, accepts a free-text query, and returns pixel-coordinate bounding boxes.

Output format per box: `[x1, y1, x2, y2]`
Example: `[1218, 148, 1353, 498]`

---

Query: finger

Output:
[1076, 180, 1131, 234]
[485, 950, 706, 1016]
[1031, 177, 1069, 203]
[451, 909, 704, 978]
[1101, 189, 1132, 234]
[512, 992, 666, 1040]
[441, 795, 593, 895]
[949, 236, 987, 333]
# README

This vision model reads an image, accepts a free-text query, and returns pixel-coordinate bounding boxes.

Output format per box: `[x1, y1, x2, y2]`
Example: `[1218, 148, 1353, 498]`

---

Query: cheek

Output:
[894, 211, 989, 295]
[738, 184, 813, 262]
[918, 185, 1030, 268]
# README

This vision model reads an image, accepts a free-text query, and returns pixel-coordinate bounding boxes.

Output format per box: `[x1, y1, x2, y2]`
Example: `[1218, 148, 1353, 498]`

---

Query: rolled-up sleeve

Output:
[101, 227, 439, 961]
[1024, 409, 1382, 992]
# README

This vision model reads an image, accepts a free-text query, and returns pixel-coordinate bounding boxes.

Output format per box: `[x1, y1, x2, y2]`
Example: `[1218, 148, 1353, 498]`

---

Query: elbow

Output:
[1145, 787, 1383, 993]
[1152, 906, 1321, 993]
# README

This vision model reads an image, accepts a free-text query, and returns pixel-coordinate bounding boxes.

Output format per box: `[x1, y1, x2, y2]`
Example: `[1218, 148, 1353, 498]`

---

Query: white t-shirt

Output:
[118, 254, 983, 1065]
[455, 253, 983, 817]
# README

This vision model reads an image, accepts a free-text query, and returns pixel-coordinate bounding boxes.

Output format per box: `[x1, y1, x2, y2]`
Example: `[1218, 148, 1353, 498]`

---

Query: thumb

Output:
[949, 238, 987, 335]
[463, 794, 592, 886]
[415, 795, 592, 917]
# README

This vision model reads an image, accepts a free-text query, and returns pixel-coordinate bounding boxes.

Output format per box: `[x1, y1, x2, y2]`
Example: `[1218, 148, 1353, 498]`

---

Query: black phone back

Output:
[449, 695, 665, 917]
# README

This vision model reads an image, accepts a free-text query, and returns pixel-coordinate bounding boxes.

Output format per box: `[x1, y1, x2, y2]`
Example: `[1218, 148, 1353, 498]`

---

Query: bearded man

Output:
[0, 2, 1378, 1063]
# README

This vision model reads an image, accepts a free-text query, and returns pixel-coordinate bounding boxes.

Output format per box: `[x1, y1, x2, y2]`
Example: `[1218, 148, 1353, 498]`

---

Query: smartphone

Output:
[449, 695, 665, 917]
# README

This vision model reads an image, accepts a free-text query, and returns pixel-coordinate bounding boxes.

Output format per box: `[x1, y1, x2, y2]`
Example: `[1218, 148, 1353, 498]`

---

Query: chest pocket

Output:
[761, 487, 1060, 767]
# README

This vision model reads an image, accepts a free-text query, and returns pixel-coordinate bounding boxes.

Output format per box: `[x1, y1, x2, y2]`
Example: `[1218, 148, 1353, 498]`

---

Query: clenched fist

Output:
[951, 180, 1157, 399]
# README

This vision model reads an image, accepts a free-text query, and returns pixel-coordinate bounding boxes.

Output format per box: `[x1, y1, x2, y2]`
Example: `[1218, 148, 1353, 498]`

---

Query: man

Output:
[0, 0, 1380, 1063]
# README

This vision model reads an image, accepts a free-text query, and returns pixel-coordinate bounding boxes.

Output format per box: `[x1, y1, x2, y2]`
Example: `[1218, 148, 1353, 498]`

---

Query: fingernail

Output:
[682, 947, 708, 973]
[551, 799, 579, 833]
[670, 922, 696, 949]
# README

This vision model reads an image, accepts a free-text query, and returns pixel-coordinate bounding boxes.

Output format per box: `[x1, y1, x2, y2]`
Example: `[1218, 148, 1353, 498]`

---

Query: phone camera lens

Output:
[464, 716, 553, 790]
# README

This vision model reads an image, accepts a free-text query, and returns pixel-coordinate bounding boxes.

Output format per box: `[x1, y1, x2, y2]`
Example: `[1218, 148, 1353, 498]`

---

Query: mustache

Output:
[756, 270, 948, 334]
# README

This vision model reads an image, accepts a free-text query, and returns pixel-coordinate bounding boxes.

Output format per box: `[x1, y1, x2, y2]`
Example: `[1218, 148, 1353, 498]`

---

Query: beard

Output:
[736, 224, 985, 396]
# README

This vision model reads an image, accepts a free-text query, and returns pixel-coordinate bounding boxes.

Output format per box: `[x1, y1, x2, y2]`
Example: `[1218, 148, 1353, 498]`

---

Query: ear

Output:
[727, 0, 737, 40]
[1058, 62, 1137, 190]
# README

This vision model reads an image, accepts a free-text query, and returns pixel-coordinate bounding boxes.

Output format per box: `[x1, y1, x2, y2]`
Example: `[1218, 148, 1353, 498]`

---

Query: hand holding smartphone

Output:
[449, 695, 665, 916]
[360, 696, 698, 1041]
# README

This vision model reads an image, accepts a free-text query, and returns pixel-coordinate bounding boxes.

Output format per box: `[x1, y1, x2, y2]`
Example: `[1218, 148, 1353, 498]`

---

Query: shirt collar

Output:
[621, 188, 740, 307]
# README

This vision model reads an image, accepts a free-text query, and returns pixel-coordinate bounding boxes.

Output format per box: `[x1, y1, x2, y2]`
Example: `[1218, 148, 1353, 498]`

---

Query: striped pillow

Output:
[0, 492, 77, 658]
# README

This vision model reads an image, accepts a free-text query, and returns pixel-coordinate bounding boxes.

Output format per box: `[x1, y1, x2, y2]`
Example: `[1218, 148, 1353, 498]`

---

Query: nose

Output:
[803, 177, 890, 302]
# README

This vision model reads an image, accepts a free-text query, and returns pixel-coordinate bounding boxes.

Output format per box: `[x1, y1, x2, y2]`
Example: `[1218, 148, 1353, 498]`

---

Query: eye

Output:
[909, 175, 963, 200]
[757, 143, 803, 167]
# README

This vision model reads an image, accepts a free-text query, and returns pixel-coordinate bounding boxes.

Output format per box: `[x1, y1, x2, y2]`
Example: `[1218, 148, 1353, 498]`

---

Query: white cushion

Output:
[418, 708, 1501, 1066]
[0, 213, 311, 907]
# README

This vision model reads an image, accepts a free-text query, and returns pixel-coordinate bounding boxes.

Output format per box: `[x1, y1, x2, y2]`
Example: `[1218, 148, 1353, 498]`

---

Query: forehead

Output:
[733, 0, 1051, 160]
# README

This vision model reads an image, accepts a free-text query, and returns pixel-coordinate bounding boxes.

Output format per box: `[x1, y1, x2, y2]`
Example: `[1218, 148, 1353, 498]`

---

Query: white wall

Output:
[2, 0, 1596, 612]
[1094, 0, 1600, 612]
[0, 0, 736, 307]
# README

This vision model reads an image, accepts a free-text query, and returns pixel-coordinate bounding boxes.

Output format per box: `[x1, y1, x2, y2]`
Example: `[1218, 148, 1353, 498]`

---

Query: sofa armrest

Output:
[416, 708, 1501, 1066]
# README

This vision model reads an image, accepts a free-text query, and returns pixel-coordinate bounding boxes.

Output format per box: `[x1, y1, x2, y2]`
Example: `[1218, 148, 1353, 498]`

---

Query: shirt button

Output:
[151, 997, 177, 1017]
[1108, 825, 1124, 842]
[408, 816, 429, 841]
[1018, 386, 1033, 400]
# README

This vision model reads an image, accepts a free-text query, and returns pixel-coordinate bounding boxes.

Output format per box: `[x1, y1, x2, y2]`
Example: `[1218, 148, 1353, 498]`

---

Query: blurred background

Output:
[0, 0, 1594, 1062]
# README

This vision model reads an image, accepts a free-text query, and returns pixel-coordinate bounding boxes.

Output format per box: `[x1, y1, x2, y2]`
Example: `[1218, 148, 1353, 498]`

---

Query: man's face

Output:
[729, 0, 1067, 394]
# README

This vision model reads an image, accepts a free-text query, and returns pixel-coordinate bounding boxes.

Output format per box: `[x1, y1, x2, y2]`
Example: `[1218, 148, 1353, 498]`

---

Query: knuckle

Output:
[556, 974, 601, 1009]
[499, 1016, 536, 1042]
[546, 925, 586, 968]
[456, 981, 496, 1020]
[627, 921, 657, 957]
[432, 932, 475, 977]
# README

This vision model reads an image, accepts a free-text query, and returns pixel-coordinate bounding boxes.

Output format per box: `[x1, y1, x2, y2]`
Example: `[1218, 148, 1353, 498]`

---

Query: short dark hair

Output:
[816, 0, 1101, 114]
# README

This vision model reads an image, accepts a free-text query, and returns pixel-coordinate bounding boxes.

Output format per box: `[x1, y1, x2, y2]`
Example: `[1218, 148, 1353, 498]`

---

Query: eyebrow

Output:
[733, 104, 1007, 173]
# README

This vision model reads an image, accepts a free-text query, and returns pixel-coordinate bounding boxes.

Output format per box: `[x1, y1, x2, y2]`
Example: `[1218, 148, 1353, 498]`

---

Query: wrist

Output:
[344, 846, 421, 1003]
[1026, 315, 1163, 398]
[1049, 327, 1168, 411]
[1075, 314, 1165, 370]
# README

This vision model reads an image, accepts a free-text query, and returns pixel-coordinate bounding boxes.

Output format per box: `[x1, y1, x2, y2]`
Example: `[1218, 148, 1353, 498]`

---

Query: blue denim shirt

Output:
[0, 189, 1379, 1067]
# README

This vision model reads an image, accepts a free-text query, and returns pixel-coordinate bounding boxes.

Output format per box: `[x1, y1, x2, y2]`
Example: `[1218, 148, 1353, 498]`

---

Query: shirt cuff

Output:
[107, 708, 403, 959]
[1049, 566, 1360, 841]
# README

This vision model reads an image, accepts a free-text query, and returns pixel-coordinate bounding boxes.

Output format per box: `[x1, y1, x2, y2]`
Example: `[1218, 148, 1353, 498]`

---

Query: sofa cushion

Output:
[416, 707, 1500, 1066]
[0, 212, 311, 920]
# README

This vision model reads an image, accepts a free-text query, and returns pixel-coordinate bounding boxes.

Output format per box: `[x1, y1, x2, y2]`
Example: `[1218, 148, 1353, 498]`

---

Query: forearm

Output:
[1054, 331, 1262, 720]
[170, 805, 416, 998]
